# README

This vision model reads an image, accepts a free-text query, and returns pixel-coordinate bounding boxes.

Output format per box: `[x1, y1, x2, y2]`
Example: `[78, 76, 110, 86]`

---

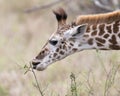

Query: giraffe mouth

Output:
[31, 59, 48, 71]
[32, 61, 40, 69]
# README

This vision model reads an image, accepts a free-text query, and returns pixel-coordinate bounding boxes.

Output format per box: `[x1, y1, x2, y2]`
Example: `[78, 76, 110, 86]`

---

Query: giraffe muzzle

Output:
[31, 60, 40, 69]
[31, 59, 47, 71]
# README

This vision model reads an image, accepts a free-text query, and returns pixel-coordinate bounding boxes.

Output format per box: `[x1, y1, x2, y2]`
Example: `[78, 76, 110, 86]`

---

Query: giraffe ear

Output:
[72, 24, 87, 38]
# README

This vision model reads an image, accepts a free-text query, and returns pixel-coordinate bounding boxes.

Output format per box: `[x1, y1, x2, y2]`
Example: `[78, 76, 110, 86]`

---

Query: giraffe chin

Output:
[35, 64, 47, 71]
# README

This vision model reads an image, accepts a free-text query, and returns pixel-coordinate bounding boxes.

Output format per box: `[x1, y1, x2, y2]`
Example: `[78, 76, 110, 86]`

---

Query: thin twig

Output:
[30, 62, 44, 96]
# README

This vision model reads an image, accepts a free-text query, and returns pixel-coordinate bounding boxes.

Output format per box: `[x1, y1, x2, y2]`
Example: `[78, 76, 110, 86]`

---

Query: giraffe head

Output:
[31, 8, 87, 71]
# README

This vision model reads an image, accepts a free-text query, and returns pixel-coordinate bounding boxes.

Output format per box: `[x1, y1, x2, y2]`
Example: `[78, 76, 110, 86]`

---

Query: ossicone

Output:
[53, 7, 67, 26]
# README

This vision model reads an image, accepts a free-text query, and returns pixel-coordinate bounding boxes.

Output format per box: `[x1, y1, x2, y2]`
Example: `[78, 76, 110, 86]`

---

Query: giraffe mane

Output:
[75, 11, 120, 25]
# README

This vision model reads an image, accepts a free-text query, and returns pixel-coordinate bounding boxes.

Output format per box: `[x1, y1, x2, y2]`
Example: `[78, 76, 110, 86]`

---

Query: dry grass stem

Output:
[29, 62, 44, 96]
[104, 64, 120, 96]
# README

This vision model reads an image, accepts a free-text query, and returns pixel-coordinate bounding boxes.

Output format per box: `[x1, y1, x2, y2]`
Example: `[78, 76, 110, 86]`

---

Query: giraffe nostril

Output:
[32, 61, 40, 66]
[33, 66, 36, 69]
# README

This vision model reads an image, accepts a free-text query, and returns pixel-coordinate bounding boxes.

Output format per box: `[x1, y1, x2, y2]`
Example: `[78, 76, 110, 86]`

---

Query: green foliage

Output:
[0, 85, 8, 96]
[70, 73, 78, 96]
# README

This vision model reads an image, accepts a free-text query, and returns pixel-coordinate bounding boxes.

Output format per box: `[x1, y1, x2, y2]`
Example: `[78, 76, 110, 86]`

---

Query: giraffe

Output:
[31, 8, 120, 71]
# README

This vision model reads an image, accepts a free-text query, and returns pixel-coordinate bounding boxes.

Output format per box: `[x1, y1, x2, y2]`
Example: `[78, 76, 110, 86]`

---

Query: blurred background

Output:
[0, 0, 120, 96]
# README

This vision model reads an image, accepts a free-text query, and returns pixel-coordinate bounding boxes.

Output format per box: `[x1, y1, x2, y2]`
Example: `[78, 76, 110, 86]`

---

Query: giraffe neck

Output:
[82, 20, 120, 50]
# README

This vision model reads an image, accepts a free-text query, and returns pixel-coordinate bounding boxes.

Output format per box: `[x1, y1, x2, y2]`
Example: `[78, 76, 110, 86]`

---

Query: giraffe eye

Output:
[49, 39, 58, 46]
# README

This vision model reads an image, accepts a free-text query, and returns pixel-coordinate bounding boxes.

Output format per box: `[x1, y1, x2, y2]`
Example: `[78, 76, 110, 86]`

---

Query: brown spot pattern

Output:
[57, 56, 61, 59]
[72, 48, 78, 52]
[99, 24, 105, 36]
[92, 24, 97, 30]
[118, 33, 120, 38]
[86, 26, 90, 33]
[88, 38, 93, 45]
[100, 48, 108, 50]
[109, 45, 120, 50]
[113, 20, 119, 33]
[78, 44, 82, 46]
[97, 42, 103, 46]
[109, 35, 117, 44]
[95, 37, 106, 43]
[36, 49, 46, 59]
[63, 45, 66, 50]
[59, 51, 64, 55]
[91, 30, 97, 36]
[70, 43, 74, 46]
[69, 38, 75, 42]
[68, 46, 71, 49]
[84, 35, 89, 37]
[106, 25, 112, 33]
[59, 45, 62, 49]
[56, 48, 59, 52]
[53, 53, 57, 57]
[103, 34, 109, 38]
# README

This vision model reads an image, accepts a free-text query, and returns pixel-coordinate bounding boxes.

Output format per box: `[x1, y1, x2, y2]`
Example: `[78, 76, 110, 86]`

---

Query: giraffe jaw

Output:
[36, 63, 47, 71]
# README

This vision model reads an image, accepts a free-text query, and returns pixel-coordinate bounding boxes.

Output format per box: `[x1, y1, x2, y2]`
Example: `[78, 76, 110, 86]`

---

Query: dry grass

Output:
[0, 0, 120, 96]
